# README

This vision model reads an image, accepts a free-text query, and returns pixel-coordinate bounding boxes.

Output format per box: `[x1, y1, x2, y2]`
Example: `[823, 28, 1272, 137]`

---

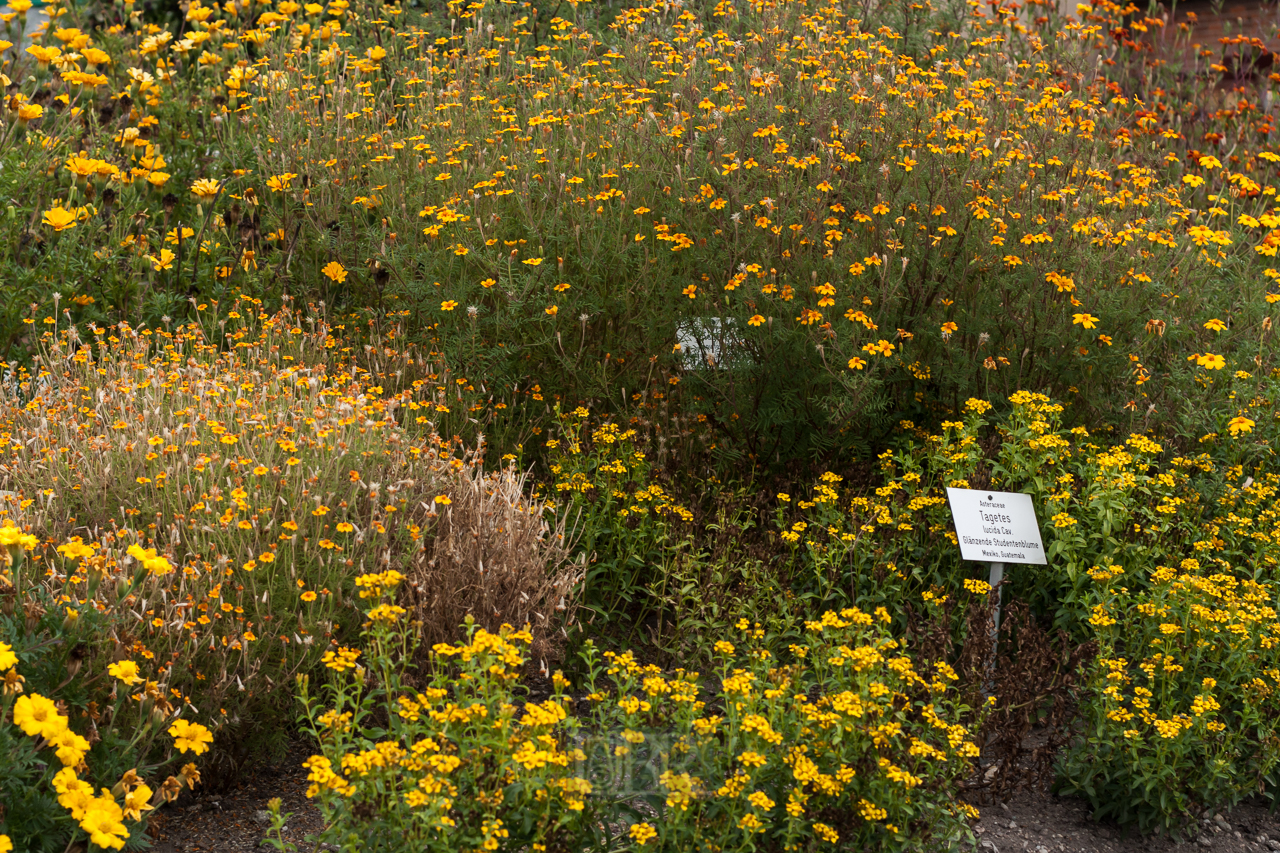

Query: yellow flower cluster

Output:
[10, 684, 207, 849]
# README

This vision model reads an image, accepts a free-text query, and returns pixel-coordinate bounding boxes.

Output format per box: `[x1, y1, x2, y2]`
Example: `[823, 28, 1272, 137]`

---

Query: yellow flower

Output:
[1227, 416, 1255, 437]
[265, 173, 298, 192]
[441, 300, 458, 311]
[1195, 353, 1226, 370]
[42, 206, 78, 232]
[79, 798, 129, 851]
[0, 642, 16, 671]
[121, 783, 155, 821]
[55, 768, 95, 819]
[321, 261, 348, 283]
[52, 727, 91, 766]
[108, 660, 143, 686]
[13, 693, 66, 738]
[168, 719, 214, 755]
[0, 834, 12, 852]
[322, 646, 361, 672]
[190, 178, 221, 201]
[1072, 313, 1099, 330]
[147, 249, 177, 271]
[629, 823, 657, 846]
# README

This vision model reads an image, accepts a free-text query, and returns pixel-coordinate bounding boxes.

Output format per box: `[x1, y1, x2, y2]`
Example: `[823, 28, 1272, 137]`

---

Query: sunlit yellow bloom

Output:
[42, 206, 77, 232]
[169, 719, 214, 755]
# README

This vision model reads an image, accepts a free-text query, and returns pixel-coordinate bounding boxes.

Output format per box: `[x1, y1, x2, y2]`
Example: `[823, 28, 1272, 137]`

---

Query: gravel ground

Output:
[974, 794, 1280, 853]
[151, 742, 1280, 852]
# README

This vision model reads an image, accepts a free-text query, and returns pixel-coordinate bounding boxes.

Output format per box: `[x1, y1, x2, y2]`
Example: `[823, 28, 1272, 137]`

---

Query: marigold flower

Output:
[190, 178, 221, 201]
[168, 719, 214, 755]
[1195, 352, 1226, 370]
[321, 261, 348, 283]
[121, 784, 155, 821]
[322, 646, 361, 671]
[147, 249, 177, 271]
[629, 823, 657, 845]
[108, 660, 143, 686]
[1227, 416, 1255, 437]
[14, 693, 66, 738]
[79, 798, 129, 851]
[42, 206, 78, 232]
[52, 727, 91, 766]
[0, 642, 16, 672]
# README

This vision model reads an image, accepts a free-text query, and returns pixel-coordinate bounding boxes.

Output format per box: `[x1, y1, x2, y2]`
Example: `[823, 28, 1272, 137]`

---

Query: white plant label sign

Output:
[945, 488, 1047, 565]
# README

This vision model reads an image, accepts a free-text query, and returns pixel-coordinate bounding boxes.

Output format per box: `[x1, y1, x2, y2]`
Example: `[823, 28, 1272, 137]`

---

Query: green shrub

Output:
[275, 574, 984, 852]
[1057, 567, 1280, 834]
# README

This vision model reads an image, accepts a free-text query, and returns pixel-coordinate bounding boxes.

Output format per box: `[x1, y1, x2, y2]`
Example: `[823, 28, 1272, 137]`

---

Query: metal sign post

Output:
[945, 489, 1046, 693]
[987, 561, 1004, 681]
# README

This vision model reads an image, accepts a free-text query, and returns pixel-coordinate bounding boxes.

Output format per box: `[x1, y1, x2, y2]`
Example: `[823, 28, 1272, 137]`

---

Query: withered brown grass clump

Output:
[402, 444, 585, 668]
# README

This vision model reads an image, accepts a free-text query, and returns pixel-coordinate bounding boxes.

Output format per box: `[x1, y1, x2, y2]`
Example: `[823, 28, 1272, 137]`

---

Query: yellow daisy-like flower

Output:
[168, 719, 214, 755]
[1227, 416, 1255, 437]
[629, 823, 657, 846]
[108, 660, 143, 686]
[79, 798, 128, 851]
[321, 261, 348, 283]
[0, 642, 16, 672]
[190, 178, 221, 201]
[42, 206, 78, 232]
[13, 693, 66, 738]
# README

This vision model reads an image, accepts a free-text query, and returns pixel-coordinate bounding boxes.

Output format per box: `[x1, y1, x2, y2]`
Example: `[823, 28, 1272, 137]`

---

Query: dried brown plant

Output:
[401, 445, 585, 670]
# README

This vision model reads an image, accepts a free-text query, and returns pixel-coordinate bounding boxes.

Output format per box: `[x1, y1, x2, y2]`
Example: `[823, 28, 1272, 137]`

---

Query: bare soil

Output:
[147, 742, 325, 853]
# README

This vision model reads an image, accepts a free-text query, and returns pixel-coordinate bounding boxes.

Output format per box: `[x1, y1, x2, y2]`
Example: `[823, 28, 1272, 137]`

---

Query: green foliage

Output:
[545, 413, 694, 630]
[272, 572, 983, 852]
[1057, 568, 1280, 834]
